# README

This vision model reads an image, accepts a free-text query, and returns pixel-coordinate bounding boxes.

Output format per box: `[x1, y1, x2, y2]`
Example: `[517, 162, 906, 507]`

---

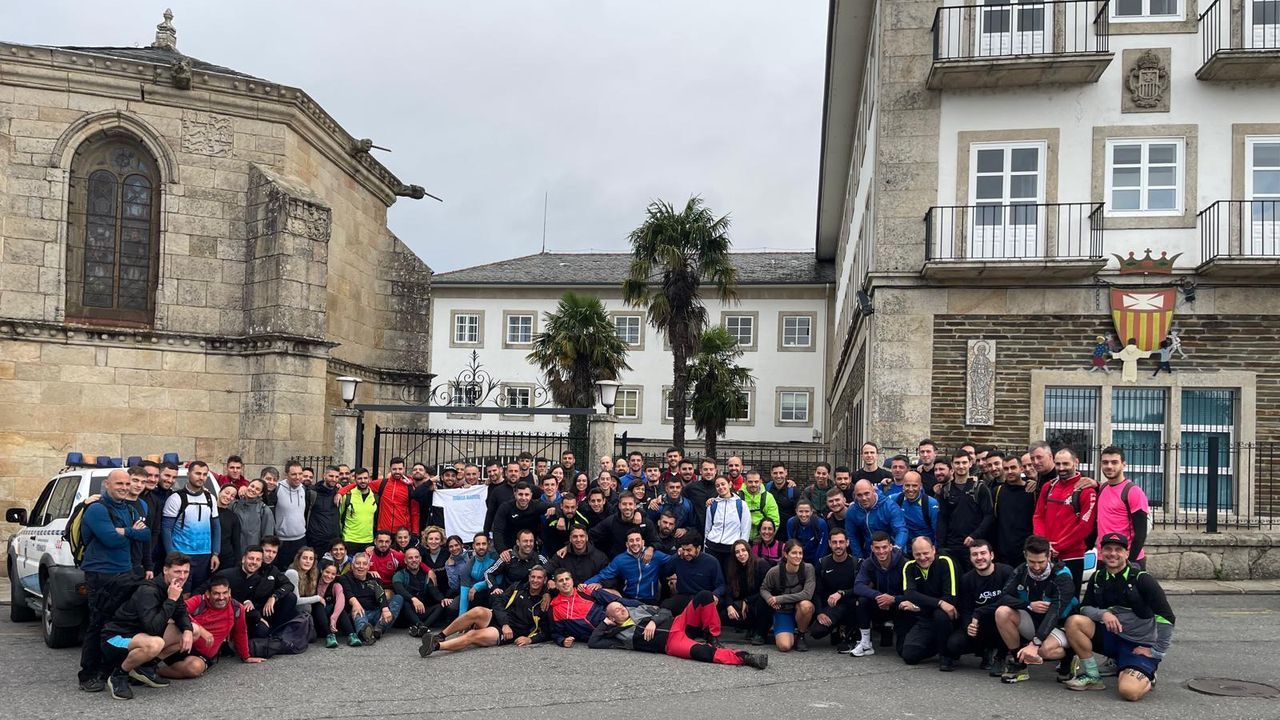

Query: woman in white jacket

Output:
[704, 476, 752, 576]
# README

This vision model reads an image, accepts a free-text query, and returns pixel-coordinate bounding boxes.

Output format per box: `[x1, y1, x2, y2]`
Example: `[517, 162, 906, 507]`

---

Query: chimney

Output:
[152, 9, 177, 50]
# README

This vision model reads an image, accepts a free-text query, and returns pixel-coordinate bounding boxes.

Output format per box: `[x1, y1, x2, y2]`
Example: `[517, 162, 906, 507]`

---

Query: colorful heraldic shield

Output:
[1110, 288, 1175, 352]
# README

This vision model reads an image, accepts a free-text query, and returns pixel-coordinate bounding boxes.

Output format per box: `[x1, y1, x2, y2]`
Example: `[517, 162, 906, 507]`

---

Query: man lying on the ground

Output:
[588, 590, 768, 669]
[418, 566, 551, 657]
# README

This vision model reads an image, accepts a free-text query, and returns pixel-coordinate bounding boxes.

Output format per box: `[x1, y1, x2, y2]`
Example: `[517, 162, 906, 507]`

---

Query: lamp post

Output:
[337, 376, 362, 408]
[595, 379, 620, 414]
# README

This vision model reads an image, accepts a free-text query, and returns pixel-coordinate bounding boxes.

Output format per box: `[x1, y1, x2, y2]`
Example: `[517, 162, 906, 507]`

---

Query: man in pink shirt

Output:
[1095, 447, 1150, 568]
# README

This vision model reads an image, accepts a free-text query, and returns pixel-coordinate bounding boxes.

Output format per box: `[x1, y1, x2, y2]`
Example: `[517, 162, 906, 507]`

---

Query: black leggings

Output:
[720, 596, 771, 635]
[317, 600, 354, 635]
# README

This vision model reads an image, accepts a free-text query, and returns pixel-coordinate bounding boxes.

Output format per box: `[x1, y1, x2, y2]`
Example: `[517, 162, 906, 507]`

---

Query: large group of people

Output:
[72, 441, 1172, 702]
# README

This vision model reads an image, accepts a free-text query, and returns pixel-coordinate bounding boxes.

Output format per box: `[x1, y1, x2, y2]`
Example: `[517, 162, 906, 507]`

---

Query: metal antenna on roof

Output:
[541, 191, 549, 254]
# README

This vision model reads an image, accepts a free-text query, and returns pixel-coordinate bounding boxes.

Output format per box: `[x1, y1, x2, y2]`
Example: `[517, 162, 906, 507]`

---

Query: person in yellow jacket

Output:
[338, 468, 378, 550]
[738, 472, 780, 542]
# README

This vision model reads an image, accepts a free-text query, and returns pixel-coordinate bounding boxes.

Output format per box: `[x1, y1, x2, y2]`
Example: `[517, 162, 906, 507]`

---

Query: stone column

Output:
[587, 413, 617, 468]
[331, 408, 360, 467]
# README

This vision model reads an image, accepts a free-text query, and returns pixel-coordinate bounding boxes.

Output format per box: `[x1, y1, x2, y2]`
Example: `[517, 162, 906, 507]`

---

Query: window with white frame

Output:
[778, 390, 811, 423]
[505, 314, 534, 345]
[1110, 0, 1180, 20]
[1178, 389, 1237, 511]
[450, 383, 480, 407]
[1246, 137, 1280, 255]
[781, 315, 813, 348]
[724, 315, 755, 348]
[614, 388, 640, 420]
[730, 391, 752, 422]
[663, 388, 692, 421]
[1106, 139, 1183, 215]
[614, 315, 642, 347]
[502, 386, 532, 412]
[970, 143, 1045, 259]
[453, 313, 480, 345]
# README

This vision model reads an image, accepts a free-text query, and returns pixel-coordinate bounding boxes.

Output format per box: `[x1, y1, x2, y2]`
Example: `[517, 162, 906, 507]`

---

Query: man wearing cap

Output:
[1039, 532, 1175, 701]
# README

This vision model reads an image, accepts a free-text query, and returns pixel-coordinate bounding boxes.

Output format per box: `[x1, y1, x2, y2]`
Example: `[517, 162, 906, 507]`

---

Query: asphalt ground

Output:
[0, 595, 1277, 720]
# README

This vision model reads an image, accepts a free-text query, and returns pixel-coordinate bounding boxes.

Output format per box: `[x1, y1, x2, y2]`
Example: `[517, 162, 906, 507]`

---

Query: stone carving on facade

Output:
[1126, 50, 1169, 110]
[172, 58, 192, 90]
[181, 111, 233, 156]
[284, 198, 332, 242]
[966, 339, 996, 426]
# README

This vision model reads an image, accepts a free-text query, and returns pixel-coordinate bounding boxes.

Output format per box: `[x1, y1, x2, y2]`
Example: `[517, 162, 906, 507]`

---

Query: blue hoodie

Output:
[586, 548, 672, 602]
[845, 495, 908, 558]
[893, 493, 939, 544]
[786, 515, 829, 565]
[853, 547, 907, 601]
[81, 495, 149, 574]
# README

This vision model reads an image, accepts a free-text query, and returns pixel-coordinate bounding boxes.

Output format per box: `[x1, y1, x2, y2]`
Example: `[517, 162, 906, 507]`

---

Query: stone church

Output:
[0, 12, 433, 520]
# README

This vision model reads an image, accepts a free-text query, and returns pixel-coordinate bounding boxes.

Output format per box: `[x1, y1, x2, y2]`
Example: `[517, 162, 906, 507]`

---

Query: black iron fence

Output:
[1199, 199, 1280, 260]
[1201, 0, 1280, 66]
[371, 426, 586, 476]
[925, 202, 1104, 261]
[932, 0, 1111, 62]
[1038, 439, 1279, 531]
[287, 455, 333, 472]
[615, 433, 831, 485]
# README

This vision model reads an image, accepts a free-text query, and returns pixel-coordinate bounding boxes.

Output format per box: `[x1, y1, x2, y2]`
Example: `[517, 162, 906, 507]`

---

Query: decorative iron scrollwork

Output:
[428, 351, 554, 408]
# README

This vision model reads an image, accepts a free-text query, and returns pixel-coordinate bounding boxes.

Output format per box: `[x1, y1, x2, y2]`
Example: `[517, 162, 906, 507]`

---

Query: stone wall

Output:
[1146, 531, 1280, 580]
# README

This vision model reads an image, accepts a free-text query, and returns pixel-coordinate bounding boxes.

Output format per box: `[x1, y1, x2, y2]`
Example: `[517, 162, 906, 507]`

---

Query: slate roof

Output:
[52, 45, 265, 80]
[433, 252, 835, 286]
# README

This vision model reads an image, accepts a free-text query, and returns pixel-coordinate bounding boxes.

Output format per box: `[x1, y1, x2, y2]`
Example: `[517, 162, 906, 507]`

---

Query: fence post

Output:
[371, 425, 382, 478]
[331, 408, 360, 469]
[355, 413, 365, 470]
[1206, 435, 1219, 534]
[619, 431, 629, 457]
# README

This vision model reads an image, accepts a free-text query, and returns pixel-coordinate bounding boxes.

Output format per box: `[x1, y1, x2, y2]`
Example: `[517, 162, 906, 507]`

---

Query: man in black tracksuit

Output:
[992, 460, 1037, 567]
[808, 528, 861, 651]
[935, 456, 994, 574]
[483, 464, 522, 535]
[391, 548, 445, 634]
[491, 483, 550, 554]
[490, 577, 550, 644]
[206, 545, 296, 638]
[589, 494, 656, 557]
[547, 527, 610, 586]
[486, 529, 549, 594]
[946, 539, 1014, 671]
[898, 537, 960, 669]
[100, 555, 193, 699]
[307, 467, 343, 550]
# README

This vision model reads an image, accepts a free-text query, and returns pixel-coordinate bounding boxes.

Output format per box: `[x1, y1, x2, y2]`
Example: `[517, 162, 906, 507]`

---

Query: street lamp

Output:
[595, 379, 620, 414]
[336, 376, 362, 408]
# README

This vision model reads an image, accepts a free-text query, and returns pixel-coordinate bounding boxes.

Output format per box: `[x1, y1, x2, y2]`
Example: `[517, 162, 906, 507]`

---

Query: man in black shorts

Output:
[808, 528, 860, 652]
[99, 553, 194, 700]
[419, 566, 550, 656]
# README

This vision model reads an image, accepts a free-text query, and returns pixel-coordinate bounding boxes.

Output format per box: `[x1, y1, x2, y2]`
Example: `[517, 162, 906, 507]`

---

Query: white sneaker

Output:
[851, 640, 875, 657]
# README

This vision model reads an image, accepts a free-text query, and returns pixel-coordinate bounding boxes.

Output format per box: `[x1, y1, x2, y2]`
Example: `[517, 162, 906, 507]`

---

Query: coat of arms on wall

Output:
[1110, 288, 1175, 353]
[1126, 49, 1170, 112]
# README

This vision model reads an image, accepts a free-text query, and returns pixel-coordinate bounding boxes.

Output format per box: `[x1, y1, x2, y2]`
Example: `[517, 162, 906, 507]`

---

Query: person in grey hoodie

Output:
[274, 461, 313, 570]
[231, 478, 276, 554]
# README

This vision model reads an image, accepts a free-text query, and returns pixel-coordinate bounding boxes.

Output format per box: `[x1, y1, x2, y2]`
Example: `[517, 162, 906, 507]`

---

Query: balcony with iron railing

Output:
[922, 201, 1107, 281]
[1198, 0, 1280, 80]
[928, 0, 1114, 90]
[1197, 200, 1280, 276]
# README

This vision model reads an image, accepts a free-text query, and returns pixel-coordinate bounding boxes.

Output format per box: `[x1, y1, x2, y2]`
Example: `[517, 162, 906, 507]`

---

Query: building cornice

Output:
[0, 42, 420, 207]
[0, 317, 337, 358]
[327, 357, 435, 385]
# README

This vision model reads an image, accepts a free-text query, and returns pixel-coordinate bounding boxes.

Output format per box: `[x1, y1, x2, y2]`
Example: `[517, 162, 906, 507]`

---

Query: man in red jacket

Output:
[343, 457, 419, 535]
[160, 576, 264, 679]
[1032, 448, 1097, 595]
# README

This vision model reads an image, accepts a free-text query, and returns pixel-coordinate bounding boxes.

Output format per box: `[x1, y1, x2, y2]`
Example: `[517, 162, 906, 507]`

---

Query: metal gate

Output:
[371, 426, 588, 475]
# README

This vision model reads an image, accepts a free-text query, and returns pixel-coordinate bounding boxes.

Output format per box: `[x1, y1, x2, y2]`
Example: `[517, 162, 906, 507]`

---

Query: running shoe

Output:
[1001, 660, 1030, 684]
[1064, 675, 1107, 692]
[108, 673, 134, 701]
[127, 665, 170, 688]
[850, 640, 875, 657]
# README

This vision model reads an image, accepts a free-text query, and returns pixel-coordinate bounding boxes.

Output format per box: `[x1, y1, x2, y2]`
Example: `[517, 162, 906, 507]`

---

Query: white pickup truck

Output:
[5, 464, 208, 648]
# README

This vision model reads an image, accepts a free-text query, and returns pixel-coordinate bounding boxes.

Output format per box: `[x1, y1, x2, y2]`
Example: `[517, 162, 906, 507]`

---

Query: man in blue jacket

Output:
[850, 532, 907, 657]
[846, 480, 909, 559]
[659, 532, 726, 613]
[893, 472, 939, 545]
[584, 529, 671, 603]
[79, 469, 151, 692]
[646, 477, 696, 535]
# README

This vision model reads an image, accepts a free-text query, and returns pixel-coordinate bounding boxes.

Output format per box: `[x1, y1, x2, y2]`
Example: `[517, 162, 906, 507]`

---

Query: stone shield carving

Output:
[1127, 50, 1169, 110]
[966, 339, 996, 426]
[181, 111, 233, 157]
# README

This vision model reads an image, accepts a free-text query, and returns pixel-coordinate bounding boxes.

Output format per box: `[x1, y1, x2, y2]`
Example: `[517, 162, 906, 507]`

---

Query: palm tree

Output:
[527, 291, 631, 460]
[689, 327, 754, 459]
[622, 197, 737, 450]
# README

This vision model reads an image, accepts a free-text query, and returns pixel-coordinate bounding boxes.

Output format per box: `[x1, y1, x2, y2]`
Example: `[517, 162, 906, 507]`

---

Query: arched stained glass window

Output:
[66, 132, 160, 326]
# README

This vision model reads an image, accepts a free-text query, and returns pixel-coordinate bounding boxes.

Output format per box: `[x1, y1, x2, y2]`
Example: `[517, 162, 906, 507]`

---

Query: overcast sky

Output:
[3, 2, 827, 272]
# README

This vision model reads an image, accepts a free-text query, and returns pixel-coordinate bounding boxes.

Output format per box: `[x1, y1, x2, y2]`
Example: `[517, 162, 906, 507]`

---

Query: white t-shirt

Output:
[432, 486, 489, 539]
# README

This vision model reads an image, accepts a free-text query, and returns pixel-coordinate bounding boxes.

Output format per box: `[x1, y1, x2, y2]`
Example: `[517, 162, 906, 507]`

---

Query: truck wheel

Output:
[8, 562, 37, 622]
[42, 590, 82, 648]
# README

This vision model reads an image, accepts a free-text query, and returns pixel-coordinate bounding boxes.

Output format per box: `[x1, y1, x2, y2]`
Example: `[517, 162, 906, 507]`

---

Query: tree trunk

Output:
[671, 326, 688, 451]
[705, 426, 718, 461]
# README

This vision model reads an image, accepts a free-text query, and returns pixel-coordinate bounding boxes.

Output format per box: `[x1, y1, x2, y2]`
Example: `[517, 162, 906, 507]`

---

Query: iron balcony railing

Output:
[1199, 200, 1280, 260]
[932, 0, 1111, 62]
[1201, 0, 1280, 67]
[924, 201, 1105, 261]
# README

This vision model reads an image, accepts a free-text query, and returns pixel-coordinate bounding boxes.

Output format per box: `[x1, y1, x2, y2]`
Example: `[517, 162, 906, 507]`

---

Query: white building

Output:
[429, 252, 834, 445]
[818, 0, 1280, 515]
